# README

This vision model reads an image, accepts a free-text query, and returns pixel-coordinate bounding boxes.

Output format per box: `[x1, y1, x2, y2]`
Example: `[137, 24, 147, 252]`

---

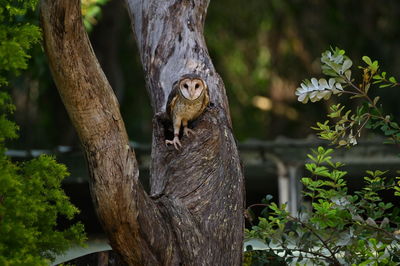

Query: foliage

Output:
[0, 92, 86, 265]
[296, 47, 400, 147]
[244, 245, 286, 266]
[245, 48, 400, 265]
[246, 147, 400, 265]
[0, 2, 86, 264]
[0, 0, 41, 86]
[81, 0, 109, 31]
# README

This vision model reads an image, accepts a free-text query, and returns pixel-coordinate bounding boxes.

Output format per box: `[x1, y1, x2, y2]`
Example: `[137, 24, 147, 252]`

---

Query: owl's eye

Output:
[183, 84, 188, 89]
[195, 83, 200, 89]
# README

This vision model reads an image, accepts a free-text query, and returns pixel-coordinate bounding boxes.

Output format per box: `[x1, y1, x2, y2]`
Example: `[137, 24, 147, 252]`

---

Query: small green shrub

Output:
[246, 147, 400, 265]
[0, 92, 86, 265]
[245, 48, 400, 265]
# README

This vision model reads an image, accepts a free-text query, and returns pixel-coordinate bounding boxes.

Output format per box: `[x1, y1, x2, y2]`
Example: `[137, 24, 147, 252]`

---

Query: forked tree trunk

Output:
[40, 0, 245, 265]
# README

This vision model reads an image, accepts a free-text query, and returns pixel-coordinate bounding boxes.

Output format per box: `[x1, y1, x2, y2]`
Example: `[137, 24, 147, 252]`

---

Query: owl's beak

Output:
[189, 87, 196, 99]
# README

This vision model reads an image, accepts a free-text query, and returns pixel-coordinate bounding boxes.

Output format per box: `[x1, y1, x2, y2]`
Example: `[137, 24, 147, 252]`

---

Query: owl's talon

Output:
[166, 136, 182, 150]
[184, 127, 195, 137]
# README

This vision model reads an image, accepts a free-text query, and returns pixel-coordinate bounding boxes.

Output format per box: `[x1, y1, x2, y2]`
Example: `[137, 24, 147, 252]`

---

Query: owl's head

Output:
[178, 75, 206, 100]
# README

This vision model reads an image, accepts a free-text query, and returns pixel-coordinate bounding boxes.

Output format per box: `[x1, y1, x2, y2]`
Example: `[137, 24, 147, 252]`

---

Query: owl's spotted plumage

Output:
[166, 74, 210, 149]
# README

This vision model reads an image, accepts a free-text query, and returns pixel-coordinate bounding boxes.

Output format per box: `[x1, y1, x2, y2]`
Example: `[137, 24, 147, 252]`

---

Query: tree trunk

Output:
[40, 0, 245, 265]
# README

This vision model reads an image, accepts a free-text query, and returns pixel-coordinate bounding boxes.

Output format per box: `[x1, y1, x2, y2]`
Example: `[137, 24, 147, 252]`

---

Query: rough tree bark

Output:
[40, 0, 244, 265]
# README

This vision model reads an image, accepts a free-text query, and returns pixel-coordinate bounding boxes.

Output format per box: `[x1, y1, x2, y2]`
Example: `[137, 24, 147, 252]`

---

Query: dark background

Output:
[7, 0, 400, 149]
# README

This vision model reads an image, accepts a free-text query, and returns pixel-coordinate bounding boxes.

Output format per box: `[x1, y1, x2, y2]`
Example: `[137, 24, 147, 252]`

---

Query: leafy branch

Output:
[245, 147, 400, 265]
[295, 47, 400, 147]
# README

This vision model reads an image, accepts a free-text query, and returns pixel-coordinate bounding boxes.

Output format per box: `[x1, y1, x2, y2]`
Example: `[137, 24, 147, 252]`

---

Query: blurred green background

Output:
[5, 0, 400, 149]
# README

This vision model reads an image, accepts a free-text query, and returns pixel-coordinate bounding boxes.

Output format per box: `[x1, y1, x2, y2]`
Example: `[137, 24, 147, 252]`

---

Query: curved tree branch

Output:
[40, 1, 176, 264]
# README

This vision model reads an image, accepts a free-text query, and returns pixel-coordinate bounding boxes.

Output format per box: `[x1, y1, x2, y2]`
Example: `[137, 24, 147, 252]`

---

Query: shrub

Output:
[245, 48, 400, 265]
[0, 92, 86, 265]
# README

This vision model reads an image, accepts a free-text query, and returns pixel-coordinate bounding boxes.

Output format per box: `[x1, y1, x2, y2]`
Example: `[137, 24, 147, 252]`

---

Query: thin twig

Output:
[247, 203, 269, 209]
[267, 246, 339, 264]
[287, 215, 341, 265]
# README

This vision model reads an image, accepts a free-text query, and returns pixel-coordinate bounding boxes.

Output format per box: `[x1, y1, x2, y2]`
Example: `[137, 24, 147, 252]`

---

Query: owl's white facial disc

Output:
[179, 78, 205, 100]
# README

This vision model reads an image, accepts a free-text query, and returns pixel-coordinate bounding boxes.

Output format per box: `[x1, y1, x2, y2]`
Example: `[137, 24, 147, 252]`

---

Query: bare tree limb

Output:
[40, 1, 176, 264]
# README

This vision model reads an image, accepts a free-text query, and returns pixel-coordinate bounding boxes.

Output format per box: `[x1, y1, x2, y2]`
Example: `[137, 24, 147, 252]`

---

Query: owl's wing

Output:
[166, 84, 179, 117]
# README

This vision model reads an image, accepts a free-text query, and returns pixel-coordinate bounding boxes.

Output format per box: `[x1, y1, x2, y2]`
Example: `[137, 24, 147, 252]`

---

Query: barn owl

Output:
[165, 74, 210, 150]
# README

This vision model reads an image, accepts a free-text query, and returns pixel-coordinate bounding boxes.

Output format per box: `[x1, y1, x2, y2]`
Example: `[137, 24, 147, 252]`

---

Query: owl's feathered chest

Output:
[171, 93, 206, 121]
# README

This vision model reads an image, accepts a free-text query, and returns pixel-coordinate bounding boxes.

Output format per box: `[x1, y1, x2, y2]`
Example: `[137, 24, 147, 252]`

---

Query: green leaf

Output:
[265, 194, 273, 201]
[362, 56, 372, 66]
[342, 59, 353, 72]
[379, 84, 391, 88]
[345, 69, 351, 80]
[373, 96, 380, 106]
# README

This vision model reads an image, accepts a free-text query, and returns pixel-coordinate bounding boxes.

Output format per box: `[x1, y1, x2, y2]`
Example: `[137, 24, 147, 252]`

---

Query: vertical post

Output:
[271, 153, 302, 216]
[288, 164, 301, 216]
